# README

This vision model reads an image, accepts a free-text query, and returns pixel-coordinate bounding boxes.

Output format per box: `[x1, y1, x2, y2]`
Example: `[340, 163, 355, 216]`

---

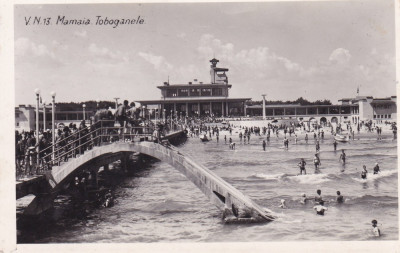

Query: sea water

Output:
[17, 130, 398, 242]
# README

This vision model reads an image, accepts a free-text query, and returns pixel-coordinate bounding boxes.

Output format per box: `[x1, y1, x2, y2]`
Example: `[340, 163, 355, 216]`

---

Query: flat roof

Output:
[246, 104, 356, 109]
[138, 97, 251, 104]
[157, 84, 232, 89]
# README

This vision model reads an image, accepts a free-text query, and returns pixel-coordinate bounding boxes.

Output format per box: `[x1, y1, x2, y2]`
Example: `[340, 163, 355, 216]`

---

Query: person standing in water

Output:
[336, 191, 344, 203]
[316, 140, 320, 152]
[305, 133, 308, 143]
[313, 153, 321, 172]
[298, 158, 307, 175]
[313, 201, 328, 215]
[333, 140, 337, 151]
[315, 189, 323, 203]
[373, 163, 380, 174]
[262, 140, 266, 151]
[361, 165, 368, 179]
[371, 220, 381, 237]
[339, 150, 346, 165]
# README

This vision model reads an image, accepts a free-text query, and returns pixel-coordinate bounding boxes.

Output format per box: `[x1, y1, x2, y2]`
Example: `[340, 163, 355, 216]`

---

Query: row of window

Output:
[373, 114, 392, 119]
[166, 88, 223, 97]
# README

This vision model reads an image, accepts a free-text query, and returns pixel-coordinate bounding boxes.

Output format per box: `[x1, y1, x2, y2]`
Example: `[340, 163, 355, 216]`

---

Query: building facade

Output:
[15, 104, 94, 132]
[138, 58, 251, 117]
[245, 96, 397, 125]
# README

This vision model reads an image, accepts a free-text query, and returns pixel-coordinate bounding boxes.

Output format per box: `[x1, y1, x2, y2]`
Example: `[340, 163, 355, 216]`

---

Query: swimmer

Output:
[361, 165, 367, 179]
[333, 140, 337, 151]
[371, 220, 381, 237]
[294, 134, 298, 144]
[300, 193, 312, 204]
[262, 140, 266, 151]
[279, 199, 287, 209]
[298, 158, 307, 175]
[313, 201, 328, 215]
[305, 133, 308, 143]
[315, 189, 322, 203]
[373, 163, 380, 174]
[336, 191, 344, 203]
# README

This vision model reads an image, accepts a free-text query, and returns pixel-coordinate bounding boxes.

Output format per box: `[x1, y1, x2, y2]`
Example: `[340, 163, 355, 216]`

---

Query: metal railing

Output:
[16, 120, 159, 178]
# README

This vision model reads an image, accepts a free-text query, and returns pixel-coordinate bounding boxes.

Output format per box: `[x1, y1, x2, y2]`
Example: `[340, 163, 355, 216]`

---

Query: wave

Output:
[250, 172, 332, 184]
[288, 173, 331, 184]
[352, 170, 398, 183]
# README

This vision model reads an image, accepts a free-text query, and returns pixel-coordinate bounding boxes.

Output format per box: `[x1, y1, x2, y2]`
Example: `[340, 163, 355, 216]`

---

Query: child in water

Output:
[372, 220, 381, 237]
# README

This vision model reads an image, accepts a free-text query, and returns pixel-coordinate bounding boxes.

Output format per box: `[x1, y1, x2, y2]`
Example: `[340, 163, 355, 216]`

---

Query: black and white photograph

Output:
[5, 0, 399, 250]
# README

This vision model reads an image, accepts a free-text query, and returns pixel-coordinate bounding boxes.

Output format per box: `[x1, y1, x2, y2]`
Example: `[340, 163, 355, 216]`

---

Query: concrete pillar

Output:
[262, 94, 266, 120]
[210, 102, 212, 116]
[186, 103, 189, 116]
[273, 109, 275, 116]
[198, 102, 201, 117]
[222, 102, 224, 117]
[226, 102, 229, 116]
[91, 170, 98, 189]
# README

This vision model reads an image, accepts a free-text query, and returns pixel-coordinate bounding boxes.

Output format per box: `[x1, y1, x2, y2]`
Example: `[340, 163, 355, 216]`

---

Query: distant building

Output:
[15, 103, 95, 132]
[138, 58, 251, 117]
[245, 96, 396, 125]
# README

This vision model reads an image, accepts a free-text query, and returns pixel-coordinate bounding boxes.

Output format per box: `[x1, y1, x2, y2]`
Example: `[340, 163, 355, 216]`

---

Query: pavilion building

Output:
[138, 58, 251, 117]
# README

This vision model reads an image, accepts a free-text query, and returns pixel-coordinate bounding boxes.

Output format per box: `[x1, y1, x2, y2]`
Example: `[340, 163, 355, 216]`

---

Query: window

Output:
[178, 89, 188, 97]
[389, 114, 391, 118]
[16, 122, 19, 126]
[212, 88, 223, 96]
[201, 88, 211, 96]
[166, 89, 177, 97]
[15, 113, 19, 118]
[189, 88, 200, 96]
[373, 115, 376, 119]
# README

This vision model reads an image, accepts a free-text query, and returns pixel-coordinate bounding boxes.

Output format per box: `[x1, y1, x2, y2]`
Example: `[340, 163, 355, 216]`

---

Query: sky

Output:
[14, 1, 396, 106]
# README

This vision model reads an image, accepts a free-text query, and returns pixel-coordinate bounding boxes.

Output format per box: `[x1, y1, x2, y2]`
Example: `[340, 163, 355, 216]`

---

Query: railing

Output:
[16, 120, 158, 179]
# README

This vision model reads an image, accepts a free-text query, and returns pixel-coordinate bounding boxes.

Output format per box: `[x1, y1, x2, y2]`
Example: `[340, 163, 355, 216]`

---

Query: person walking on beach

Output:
[298, 158, 307, 175]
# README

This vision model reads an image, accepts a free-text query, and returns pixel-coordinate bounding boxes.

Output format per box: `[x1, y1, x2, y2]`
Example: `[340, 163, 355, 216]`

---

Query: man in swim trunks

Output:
[333, 140, 337, 151]
[361, 165, 367, 179]
[336, 191, 344, 203]
[313, 201, 328, 215]
[373, 163, 380, 174]
[262, 140, 266, 151]
[298, 158, 307, 175]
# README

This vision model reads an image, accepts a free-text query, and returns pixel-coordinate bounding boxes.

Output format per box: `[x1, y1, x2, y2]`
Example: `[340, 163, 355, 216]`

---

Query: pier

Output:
[16, 121, 275, 222]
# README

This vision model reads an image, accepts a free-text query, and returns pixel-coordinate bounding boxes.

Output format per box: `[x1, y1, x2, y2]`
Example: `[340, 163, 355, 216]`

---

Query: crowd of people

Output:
[15, 100, 186, 177]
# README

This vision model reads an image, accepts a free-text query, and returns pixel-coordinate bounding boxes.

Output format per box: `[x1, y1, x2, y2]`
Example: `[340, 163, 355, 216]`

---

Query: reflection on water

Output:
[17, 130, 397, 242]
